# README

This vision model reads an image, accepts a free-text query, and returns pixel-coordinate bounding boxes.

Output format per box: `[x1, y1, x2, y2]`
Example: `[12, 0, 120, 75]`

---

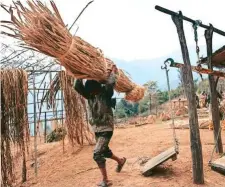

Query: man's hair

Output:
[85, 80, 102, 93]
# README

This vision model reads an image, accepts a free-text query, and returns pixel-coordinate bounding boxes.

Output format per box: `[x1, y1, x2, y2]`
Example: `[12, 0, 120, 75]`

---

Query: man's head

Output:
[85, 80, 102, 95]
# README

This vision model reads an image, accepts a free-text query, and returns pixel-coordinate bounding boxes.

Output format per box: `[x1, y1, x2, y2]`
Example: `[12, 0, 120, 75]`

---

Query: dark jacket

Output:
[74, 73, 116, 132]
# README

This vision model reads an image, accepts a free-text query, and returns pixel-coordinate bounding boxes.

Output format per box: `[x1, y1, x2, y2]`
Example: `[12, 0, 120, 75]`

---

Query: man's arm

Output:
[74, 79, 89, 99]
[104, 65, 118, 97]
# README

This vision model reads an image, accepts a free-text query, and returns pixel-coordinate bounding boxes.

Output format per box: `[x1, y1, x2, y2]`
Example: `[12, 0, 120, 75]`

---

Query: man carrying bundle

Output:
[74, 65, 126, 187]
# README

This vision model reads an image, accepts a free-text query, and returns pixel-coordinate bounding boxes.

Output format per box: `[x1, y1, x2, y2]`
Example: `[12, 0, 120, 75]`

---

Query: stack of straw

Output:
[1, 69, 29, 186]
[1, 0, 145, 102]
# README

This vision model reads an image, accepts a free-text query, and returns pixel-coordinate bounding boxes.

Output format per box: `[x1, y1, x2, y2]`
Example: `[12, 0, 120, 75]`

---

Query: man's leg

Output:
[101, 132, 126, 173]
[93, 132, 112, 186]
[111, 154, 126, 173]
[111, 154, 126, 165]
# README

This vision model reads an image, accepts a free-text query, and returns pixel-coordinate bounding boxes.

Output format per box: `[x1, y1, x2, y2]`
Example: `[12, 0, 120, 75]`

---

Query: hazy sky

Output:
[1, 0, 225, 61]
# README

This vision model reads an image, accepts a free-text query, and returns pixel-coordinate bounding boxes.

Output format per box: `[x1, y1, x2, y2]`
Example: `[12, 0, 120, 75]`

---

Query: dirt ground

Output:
[17, 120, 225, 187]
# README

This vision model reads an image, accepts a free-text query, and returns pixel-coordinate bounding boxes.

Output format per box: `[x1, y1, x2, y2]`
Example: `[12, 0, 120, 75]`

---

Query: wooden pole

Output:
[60, 66, 65, 153]
[149, 94, 151, 114]
[44, 112, 47, 143]
[205, 25, 223, 153]
[32, 67, 38, 177]
[172, 12, 204, 184]
[21, 143, 27, 182]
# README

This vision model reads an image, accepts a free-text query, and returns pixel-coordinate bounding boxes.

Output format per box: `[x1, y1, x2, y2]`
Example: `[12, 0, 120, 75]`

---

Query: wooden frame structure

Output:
[155, 5, 225, 184]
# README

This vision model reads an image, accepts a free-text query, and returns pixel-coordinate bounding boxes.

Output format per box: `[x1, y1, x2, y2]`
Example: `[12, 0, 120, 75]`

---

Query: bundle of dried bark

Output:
[1, 69, 29, 186]
[1, 1, 145, 102]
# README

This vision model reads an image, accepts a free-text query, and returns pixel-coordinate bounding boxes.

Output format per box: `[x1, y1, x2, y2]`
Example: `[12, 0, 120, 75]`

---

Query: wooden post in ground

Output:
[149, 94, 151, 114]
[44, 112, 47, 143]
[172, 12, 204, 184]
[32, 67, 38, 177]
[205, 25, 223, 153]
[22, 143, 27, 182]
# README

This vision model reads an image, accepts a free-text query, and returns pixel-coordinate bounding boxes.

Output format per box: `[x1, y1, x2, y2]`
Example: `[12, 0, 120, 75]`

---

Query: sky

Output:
[1, 0, 225, 61]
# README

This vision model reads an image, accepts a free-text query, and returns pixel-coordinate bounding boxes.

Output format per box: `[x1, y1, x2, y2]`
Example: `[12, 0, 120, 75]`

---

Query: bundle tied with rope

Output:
[105, 58, 145, 101]
[1, 0, 145, 102]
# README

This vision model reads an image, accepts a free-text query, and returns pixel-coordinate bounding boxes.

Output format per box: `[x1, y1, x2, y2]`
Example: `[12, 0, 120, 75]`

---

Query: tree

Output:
[157, 90, 169, 104]
[115, 99, 139, 118]
[143, 81, 158, 96]
[143, 81, 158, 113]
[197, 79, 209, 94]
[138, 97, 149, 113]
[193, 78, 198, 92]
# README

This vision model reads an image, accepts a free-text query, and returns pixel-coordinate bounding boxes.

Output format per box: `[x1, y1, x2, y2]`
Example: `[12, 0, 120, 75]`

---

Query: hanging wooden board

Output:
[211, 156, 225, 175]
[141, 147, 177, 176]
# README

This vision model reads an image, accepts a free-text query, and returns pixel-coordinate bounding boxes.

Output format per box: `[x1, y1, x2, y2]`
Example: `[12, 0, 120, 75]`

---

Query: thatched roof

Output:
[201, 45, 225, 68]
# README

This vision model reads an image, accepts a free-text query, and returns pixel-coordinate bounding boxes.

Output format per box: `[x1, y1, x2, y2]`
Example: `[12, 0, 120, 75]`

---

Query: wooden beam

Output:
[172, 12, 204, 184]
[205, 26, 223, 154]
[168, 60, 225, 77]
[155, 5, 225, 37]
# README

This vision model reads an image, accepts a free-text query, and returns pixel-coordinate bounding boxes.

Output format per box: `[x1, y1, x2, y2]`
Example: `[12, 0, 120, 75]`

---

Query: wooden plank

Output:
[141, 147, 177, 176]
[170, 62, 225, 78]
[211, 156, 225, 175]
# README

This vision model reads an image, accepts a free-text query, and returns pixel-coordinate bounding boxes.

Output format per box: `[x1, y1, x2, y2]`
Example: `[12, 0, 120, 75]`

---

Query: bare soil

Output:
[17, 120, 225, 187]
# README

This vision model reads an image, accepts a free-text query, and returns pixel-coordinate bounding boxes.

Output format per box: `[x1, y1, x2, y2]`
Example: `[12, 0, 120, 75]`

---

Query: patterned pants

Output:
[93, 131, 113, 168]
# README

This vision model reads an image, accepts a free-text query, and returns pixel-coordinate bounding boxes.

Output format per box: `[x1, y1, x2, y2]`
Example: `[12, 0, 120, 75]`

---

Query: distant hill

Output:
[111, 44, 223, 90]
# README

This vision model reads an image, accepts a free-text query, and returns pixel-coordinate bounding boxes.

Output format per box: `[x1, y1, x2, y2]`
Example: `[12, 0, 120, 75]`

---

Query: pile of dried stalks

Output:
[1, 0, 145, 102]
[1, 69, 29, 186]
[59, 71, 94, 146]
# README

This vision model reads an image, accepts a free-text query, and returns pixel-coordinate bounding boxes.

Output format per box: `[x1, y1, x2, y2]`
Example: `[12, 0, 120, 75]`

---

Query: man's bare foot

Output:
[116, 157, 126, 173]
[97, 180, 113, 187]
